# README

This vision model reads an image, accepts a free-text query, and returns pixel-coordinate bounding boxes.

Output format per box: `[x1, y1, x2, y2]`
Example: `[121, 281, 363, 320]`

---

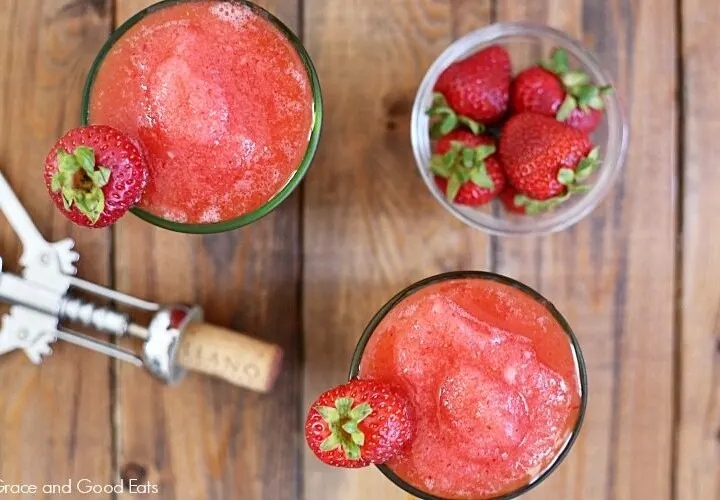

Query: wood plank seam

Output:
[671, 0, 686, 499]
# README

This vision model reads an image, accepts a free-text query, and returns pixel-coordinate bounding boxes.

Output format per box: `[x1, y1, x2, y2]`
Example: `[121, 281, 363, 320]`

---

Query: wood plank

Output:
[0, 0, 114, 494]
[112, 2, 302, 500]
[301, 1, 492, 498]
[678, 0, 720, 498]
[494, 1, 677, 500]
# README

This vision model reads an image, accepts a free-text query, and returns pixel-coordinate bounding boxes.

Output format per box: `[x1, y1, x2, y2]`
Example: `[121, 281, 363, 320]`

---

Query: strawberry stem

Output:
[50, 146, 111, 225]
[541, 48, 614, 121]
[430, 142, 496, 202]
[316, 397, 373, 461]
[556, 95, 577, 121]
[427, 92, 484, 137]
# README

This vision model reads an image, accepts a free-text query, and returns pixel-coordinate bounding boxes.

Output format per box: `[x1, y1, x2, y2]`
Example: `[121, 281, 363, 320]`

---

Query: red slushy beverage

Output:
[358, 274, 585, 499]
[85, 0, 315, 225]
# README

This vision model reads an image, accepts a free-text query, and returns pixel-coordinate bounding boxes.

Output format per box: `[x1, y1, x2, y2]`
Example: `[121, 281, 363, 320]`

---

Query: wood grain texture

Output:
[0, 1, 693, 499]
[303, 1, 678, 499]
[494, 1, 677, 500]
[302, 1, 492, 498]
[678, 0, 720, 498]
[112, 2, 302, 500]
[0, 0, 114, 496]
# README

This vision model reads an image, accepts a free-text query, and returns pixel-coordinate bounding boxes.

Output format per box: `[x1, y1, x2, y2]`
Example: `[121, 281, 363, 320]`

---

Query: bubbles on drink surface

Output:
[199, 207, 221, 224]
[210, 2, 254, 29]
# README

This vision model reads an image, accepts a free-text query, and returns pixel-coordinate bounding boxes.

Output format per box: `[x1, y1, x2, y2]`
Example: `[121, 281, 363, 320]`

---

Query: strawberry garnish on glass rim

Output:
[44, 125, 149, 229]
[305, 379, 414, 468]
[540, 48, 613, 122]
[50, 147, 111, 224]
[316, 396, 372, 461]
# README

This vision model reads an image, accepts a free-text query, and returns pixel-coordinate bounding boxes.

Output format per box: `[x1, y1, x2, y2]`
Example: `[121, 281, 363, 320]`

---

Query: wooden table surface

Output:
[0, 0, 716, 499]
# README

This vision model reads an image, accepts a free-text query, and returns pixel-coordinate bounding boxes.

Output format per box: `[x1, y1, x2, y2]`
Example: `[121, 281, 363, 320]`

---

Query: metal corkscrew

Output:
[0, 170, 282, 393]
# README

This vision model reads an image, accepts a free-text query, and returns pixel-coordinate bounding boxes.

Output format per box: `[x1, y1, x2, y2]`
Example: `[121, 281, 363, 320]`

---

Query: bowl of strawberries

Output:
[411, 22, 629, 236]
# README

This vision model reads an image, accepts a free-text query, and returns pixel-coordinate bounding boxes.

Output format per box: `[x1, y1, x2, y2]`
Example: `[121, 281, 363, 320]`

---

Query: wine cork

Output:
[176, 322, 283, 393]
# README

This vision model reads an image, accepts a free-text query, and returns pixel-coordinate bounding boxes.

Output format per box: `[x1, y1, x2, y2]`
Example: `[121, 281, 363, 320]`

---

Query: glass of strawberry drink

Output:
[411, 23, 629, 236]
[52, 0, 323, 233]
[306, 271, 587, 500]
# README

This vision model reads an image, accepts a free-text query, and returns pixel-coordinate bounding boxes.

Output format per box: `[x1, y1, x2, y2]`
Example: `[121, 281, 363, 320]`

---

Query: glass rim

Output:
[348, 270, 589, 500]
[80, 0, 323, 234]
[410, 21, 630, 237]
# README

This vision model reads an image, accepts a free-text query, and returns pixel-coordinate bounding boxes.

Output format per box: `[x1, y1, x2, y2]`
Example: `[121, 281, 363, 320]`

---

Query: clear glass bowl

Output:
[81, 0, 323, 234]
[411, 22, 629, 236]
[349, 271, 588, 500]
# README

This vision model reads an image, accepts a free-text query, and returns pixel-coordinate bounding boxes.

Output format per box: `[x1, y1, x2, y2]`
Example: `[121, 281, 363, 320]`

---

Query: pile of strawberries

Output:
[427, 45, 612, 215]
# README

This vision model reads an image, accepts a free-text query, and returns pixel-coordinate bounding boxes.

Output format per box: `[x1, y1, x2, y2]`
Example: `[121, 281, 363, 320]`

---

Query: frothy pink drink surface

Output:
[359, 278, 583, 499]
[88, 1, 314, 224]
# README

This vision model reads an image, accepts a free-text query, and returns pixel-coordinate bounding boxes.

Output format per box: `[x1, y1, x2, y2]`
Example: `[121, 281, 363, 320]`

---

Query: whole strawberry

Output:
[44, 125, 149, 228]
[430, 130, 505, 205]
[431, 45, 511, 129]
[305, 379, 415, 468]
[499, 113, 599, 205]
[510, 66, 565, 117]
[510, 48, 613, 134]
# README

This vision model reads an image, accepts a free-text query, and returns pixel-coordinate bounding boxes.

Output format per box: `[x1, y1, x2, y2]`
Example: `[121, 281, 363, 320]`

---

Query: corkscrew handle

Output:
[176, 323, 283, 393]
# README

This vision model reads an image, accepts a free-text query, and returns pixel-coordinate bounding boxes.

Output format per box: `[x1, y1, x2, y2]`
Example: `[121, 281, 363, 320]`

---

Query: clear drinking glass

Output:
[81, 0, 323, 234]
[349, 271, 588, 500]
[411, 23, 629, 236]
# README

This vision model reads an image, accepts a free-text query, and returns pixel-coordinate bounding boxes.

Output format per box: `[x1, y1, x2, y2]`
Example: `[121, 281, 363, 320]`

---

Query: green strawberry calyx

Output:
[429, 141, 496, 202]
[50, 146, 111, 225]
[540, 48, 614, 121]
[316, 397, 373, 461]
[514, 146, 600, 214]
[427, 92, 484, 138]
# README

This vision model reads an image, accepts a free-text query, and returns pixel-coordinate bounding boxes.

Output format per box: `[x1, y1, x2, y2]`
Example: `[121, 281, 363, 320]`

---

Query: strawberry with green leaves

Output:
[44, 125, 149, 228]
[430, 130, 505, 206]
[499, 113, 599, 213]
[429, 45, 511, 135]
[305, 379, 415, 468]
[510, 48, 613, 134]
[427, 93, 484, 137]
